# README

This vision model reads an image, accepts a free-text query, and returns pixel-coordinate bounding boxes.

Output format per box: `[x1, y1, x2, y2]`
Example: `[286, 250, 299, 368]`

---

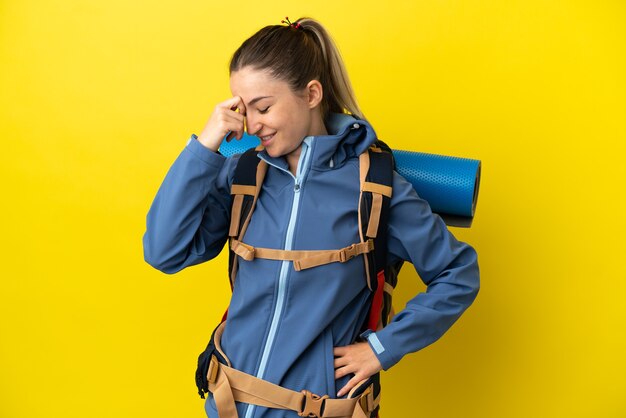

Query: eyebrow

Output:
[247, 96, 273, 106]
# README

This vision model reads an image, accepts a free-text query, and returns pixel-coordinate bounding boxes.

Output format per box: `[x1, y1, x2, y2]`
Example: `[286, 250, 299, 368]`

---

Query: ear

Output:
[305, 80, 324, 109]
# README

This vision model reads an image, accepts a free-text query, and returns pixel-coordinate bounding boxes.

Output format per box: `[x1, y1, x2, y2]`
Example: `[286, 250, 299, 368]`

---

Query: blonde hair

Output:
[229, 17, 366, 121]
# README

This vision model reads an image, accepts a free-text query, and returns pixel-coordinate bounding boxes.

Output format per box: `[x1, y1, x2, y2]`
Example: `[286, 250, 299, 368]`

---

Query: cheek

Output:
[274, 109, 296, 132]
[285, 104, 309, 130]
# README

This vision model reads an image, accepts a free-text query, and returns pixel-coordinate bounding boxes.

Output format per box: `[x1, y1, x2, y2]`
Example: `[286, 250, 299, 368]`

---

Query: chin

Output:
[264, 146, 282, 158]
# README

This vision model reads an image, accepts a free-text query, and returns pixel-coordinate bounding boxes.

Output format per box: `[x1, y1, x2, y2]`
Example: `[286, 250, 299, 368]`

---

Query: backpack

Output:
[195, 139, 403, 401]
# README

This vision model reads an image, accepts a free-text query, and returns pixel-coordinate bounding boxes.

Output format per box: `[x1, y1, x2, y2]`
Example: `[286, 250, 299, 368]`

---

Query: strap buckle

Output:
[207, 355, 219, 384]
[339, 240, 374, 263]
[232, 240, 256, 261]
[339, 244, 358, 263]
[298, 390, 329, 417]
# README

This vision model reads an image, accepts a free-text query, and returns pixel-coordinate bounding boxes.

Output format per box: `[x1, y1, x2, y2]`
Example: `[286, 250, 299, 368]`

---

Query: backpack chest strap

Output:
[230, 239, 374, 271]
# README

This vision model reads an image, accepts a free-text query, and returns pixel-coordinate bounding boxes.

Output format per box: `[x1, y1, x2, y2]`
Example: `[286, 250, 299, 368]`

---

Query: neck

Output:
[311, 113, 329, 137]
[286, 114, 328, 175]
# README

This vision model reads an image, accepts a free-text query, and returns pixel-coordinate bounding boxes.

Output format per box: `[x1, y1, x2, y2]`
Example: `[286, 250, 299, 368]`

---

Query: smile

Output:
[260, 133, 276, 142]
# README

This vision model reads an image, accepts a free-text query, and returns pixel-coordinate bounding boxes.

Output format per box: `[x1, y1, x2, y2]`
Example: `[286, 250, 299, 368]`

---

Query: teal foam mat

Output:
[218, 133, 481, 227]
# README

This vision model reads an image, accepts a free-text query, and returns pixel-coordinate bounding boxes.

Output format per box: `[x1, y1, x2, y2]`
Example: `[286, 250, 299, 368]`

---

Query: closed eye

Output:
[259, 106, 270, 114]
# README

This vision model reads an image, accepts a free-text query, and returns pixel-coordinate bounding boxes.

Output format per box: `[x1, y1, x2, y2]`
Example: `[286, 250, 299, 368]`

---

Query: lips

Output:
[260, 133, 276, 143]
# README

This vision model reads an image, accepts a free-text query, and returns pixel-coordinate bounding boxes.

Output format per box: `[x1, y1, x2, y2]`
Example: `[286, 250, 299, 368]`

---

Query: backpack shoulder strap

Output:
[358, 141, 394, 290]
[227, 146, 267, 289]
[359, 140, 400, 331]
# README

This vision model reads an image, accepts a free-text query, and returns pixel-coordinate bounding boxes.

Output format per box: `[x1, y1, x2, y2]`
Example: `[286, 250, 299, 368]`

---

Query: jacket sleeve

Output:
[361, 171, 480, 370]
[142, 134, 240, 274]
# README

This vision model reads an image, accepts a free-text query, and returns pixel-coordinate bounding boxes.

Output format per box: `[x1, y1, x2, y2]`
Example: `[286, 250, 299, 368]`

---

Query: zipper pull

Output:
[294, 180, 301, 192]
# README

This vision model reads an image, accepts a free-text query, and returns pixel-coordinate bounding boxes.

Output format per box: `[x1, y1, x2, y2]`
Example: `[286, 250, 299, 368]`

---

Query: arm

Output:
[362, 170, 481, 370]
[334, 170, 480, 395]
[142, 134, 240, 274]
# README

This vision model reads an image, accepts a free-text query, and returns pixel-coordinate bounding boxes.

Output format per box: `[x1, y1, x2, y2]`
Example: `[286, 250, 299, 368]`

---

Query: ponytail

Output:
[295, 18, 366, 121]
[229, 17, 366, 121]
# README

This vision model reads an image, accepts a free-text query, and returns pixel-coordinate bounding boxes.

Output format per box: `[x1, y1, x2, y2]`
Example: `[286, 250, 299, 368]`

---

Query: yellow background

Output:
[1, 0, 625, 417]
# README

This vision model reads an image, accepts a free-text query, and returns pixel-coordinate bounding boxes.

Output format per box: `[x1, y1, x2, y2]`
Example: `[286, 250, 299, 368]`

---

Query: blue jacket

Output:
[143, 112, 480, 418]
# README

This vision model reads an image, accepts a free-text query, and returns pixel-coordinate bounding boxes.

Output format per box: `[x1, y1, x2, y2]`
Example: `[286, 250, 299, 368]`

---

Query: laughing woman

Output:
[143, 17, 480, 418]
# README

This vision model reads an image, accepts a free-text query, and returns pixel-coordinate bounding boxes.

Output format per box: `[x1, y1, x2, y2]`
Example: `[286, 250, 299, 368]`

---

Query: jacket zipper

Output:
[244, 137, 314, 418]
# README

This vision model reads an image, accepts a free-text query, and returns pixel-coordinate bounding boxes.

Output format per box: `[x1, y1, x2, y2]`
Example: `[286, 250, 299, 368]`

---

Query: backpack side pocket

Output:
[195, 321, 227, 399]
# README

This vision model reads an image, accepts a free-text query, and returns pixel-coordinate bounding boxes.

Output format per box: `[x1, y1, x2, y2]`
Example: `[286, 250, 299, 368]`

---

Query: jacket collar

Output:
[257, 112, 378, 171]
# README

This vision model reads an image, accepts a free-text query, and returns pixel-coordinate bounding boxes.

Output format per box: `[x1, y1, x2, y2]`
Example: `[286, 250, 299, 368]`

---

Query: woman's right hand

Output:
[196, 96, 247, 152]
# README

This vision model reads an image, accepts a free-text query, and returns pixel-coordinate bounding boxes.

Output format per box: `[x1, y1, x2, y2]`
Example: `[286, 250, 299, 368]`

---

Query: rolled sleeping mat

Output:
[392, 150, 481, 228]
[218, 134, 481, 228]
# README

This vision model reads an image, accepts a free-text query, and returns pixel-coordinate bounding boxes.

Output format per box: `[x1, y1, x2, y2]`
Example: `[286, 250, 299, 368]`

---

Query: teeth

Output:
[262, 133, 274, 141]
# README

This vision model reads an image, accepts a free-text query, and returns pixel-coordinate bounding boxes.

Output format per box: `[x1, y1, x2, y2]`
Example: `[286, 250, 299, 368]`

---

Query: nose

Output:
[246, 114, 262, 136]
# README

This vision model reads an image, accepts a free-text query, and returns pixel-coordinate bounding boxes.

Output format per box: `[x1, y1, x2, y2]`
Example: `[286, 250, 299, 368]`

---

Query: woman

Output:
[143, 17, 480, 418]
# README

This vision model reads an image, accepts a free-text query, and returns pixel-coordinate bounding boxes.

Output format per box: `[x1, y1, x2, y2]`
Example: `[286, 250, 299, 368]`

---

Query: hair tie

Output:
[281, 16, 302, 30]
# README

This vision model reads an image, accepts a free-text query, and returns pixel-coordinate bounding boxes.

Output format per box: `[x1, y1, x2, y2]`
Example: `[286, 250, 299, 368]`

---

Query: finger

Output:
[224, 122, 244, 142]
[226, 129, 245, 142]
[334, 356, 350, 369]
[221, 117, 245, 140]
[219, 96, 244, 111]
[233, 119, 246, 140]
[220, 109, 245, 124]
[217, 97, 247, 123]
[334, 365, 354, 380]
[232, 103, 247, 117]
[333, 346, 348, 357]
[337, 375, 361, 398]
[236, 97, 246, 116]
[225, 96, 247, 116]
